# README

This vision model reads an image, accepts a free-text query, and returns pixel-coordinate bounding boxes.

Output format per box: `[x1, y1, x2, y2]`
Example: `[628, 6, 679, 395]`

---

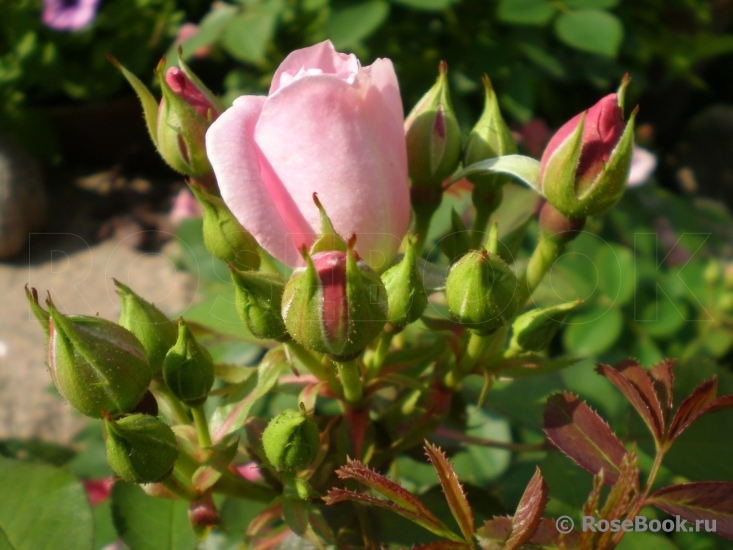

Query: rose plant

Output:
[14, 41, 733, 549]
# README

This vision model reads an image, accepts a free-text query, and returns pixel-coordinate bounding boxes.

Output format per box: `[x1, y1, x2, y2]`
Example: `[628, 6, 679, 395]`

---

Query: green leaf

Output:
[451, 407, 512, 483]
[595, 244, 635, 306]
[390, 0, 454, 10]
[452, 155, 541, 194]
[497, 0, 555, 25]
[554, 9, 623, 57]
[327, 1, 390, 49]
[0, 456, 93, 550]
[210, 347, 288, 441]
[223, 0, 283, 64]
[563, 0, 618, 8]
[615, 532, 678, 550]
[111, 482, 197, 550]
[175, 3, 239, 61]
[563, 304, 623, 356]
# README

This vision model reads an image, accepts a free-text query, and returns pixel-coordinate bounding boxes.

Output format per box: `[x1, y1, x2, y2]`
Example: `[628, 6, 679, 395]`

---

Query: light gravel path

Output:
[0, 237, 196, 444]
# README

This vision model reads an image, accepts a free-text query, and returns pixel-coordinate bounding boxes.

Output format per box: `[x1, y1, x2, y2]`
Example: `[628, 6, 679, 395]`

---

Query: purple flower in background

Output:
[42, 0, 100, 31]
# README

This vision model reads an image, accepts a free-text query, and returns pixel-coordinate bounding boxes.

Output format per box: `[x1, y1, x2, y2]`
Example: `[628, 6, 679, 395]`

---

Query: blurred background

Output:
[4, 1, 733, 547]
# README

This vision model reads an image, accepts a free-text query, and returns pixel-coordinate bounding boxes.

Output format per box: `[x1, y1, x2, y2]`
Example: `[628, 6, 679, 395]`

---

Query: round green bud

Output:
[230, 267, 288, 341]
[262, 409, 320, 472]
[47, 300, 151, 419]
[163, 318, 215, 406]
[381, 237, 428, 332]
[446, 249, 520, 335]
[105, 414, 179, 483]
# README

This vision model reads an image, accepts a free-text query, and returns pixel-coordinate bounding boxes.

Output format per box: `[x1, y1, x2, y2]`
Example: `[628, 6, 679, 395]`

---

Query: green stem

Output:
[368, 331, 394, 378]
[336, 359, 364, 405]
[521, 234, 563, 303]
[191, 404, 212, 449]
[444, 332, 491, 388]
[287, 342, 339, 394]
[413, 207, 436, 257]
[470, 207, 492, 249]
[160, 474, 198, 501]
[174, 449, 199, 479]
[212, 471, 277, 503]
[152, 382, 190, 425]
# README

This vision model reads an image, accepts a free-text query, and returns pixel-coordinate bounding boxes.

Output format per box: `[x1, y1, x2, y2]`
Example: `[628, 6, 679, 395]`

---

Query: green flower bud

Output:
[189, 183, 260, 271]
[510, 300, 581, 353]
[230, 266, 288, 341]
[381, 237, 427, 333]
[464, 74, 517, 187]
[405, 61, 462, 187]
[446, 249, 520, 335]
[163, 318, 215, 406]
[47, 299, 151, 418]
[282, 237, 387, 360]
[262, 409, 319, 472]
[115, 280, 177, 379]
[104, 413, 178, 483]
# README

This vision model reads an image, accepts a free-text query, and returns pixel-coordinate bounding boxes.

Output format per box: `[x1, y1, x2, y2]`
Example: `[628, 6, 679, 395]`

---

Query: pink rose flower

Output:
[206, 40, 410, 270]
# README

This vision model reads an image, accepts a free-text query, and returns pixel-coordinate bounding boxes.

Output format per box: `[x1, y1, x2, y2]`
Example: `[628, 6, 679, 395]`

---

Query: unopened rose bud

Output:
[464, 74, 517, 185]
[230, 267, 288, 341]
[405, 61, 462, 187]
[104, 413, 178, 483]
[115, 280, 177, 379]
[262, 409, 319, 472]
[109, 54, 222, 182]
[539, 78, 635, 218]
[445, 249, 520, 334]
[46, 299, 151, 418]
[282, 237, 387, 360]
[381, 236, 428, 333]
[163, 318, 215, 406]
[189, 183, 260, 271]
[510, 300, 581, 353]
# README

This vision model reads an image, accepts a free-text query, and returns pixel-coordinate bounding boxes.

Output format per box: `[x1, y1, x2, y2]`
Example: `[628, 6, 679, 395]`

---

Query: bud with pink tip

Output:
[539, 78, 636, 218]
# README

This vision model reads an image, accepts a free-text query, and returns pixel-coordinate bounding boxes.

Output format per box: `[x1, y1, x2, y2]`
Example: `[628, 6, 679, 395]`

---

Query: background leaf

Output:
[0, 456, 94, 550]
[327, 1, 390, 49]
[554, 9, 623, 57]
[497, 0, 555, 25]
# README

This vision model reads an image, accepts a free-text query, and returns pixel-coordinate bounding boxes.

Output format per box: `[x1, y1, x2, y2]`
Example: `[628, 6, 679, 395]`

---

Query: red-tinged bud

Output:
[539, 79, 636, 218]
[165, 67, 217, 120]
[405, 61, 462, 187]
[282, 237, 387, 360]
[47, 299, 151, 419]
[189, 496, 221, 538]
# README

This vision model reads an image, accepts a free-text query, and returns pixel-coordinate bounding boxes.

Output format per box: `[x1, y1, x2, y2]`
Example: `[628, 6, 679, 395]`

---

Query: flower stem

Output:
[444, 331, 491, 388]
[336, 359, 364, 405]
[287, 342, 339, 394]
[159, 474, 198, 501]
[368, 331, 393, 378]
[212, 471, 277, 503]
[152, 381, 190, 425]
[191, 404, 212, 449]
[521, 233, 563, 302]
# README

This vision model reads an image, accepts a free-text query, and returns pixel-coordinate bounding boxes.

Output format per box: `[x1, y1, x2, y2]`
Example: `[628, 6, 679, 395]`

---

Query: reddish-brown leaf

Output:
[596, 453, 640, 550]
[649, 359, 675, 422]
[597, 360, 664, 443]
[477, 517, 580, 549]
[411, 543, 472, 550]
[424, 442, 475, 544]
[324, 489, 461, 542]
[580, 470, 605, 549]
[502, 466, 549, 550]
[648, 482, 733, 540]
[669, 377, 719, 441]
[544, 392, 627, 486]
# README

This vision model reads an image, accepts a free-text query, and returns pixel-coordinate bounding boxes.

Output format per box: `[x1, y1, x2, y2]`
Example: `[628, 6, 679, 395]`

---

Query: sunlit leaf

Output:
[503, 466, 549, 550]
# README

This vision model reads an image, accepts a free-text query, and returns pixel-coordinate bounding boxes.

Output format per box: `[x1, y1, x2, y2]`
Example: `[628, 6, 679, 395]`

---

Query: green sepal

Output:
[541, 111, 587, 215]
[309, 193, 347, 255]
[47, 300, 151, 418]
[104, 413, 179, 483]
[163, 318, 215, 406]
[189, 183, 260, 271]
[115, 279, 177, 379]
[108, 54, 159, 147]
[25, 285, 50, 340]
[230, 266, 288, 341]
[177, 51, 225, 116]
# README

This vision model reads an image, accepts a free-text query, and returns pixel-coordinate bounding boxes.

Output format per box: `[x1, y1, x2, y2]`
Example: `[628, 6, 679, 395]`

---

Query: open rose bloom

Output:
[206, 41, 410, 271]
